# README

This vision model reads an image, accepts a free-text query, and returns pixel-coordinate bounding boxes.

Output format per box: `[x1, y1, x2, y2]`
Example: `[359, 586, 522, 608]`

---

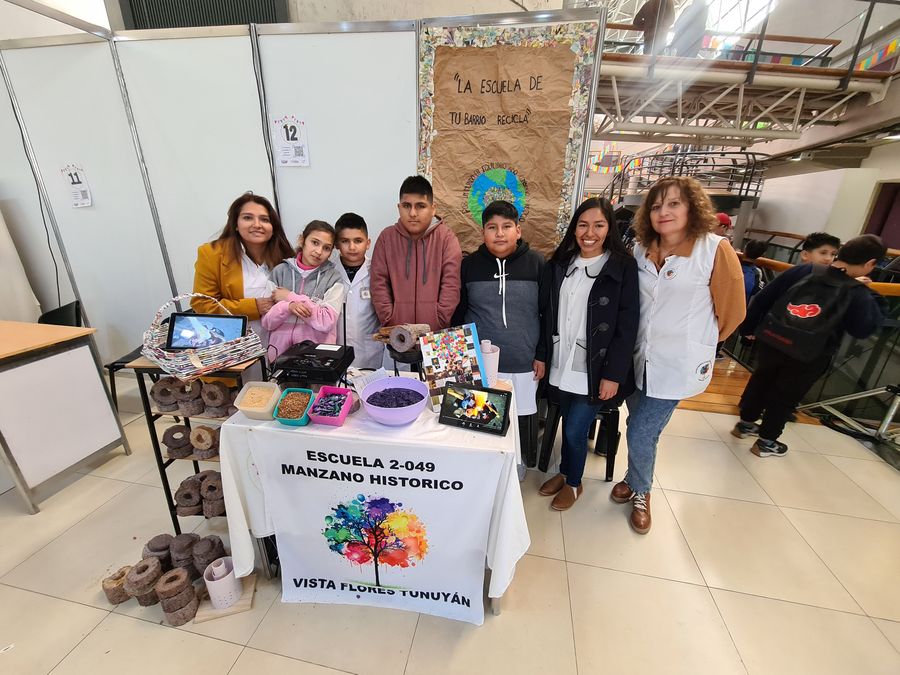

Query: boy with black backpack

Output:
[732, 234, 886, 457]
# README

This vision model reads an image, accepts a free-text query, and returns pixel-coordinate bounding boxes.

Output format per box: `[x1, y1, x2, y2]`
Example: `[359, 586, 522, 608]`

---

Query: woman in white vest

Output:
[612, 177, 745, 534]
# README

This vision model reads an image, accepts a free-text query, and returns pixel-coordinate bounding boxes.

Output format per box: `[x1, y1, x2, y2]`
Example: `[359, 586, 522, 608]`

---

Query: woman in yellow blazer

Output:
[192, 193, 293, 321]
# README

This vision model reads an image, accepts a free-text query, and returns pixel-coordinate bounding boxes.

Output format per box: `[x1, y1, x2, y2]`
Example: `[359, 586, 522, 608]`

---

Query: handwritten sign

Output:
[429, 45, 576, 254]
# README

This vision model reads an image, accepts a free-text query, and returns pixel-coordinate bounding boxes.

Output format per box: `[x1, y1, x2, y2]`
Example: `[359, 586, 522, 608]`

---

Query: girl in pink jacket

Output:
[263, 220, 347, 360]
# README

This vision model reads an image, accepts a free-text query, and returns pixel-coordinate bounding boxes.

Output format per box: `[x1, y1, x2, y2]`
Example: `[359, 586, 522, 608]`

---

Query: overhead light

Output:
[789, 156, 803, 161]
[886, 133, 900, 141]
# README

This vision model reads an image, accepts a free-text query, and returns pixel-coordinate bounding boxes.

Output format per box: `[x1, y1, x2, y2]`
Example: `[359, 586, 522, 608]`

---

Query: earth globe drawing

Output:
[467, 167, 527, 224]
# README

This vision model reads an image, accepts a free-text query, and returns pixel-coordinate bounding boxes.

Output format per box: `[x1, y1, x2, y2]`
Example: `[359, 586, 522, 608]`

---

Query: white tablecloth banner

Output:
[219, 394, 530, 622]
[252, 431, 504, 624]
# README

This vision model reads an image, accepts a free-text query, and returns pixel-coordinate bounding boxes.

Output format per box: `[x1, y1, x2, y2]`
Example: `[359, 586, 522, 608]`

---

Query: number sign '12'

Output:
[272, 114, 310, 167]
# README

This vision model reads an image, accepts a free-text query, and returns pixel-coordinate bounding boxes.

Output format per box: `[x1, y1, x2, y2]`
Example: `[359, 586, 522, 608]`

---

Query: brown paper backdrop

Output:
[431, 44, 577, 256]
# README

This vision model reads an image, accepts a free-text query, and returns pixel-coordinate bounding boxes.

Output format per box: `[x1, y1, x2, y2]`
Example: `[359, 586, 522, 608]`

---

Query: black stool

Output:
[386, 344, 425, 380]
[518, 413, 538, 468]
[104, 345, 178, 423]
[537, 401, 621, 481]
[104, 346, 144, 412]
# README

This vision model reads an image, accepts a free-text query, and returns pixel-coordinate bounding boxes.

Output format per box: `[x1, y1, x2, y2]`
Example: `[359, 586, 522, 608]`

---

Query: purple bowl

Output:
[360, 377, 429, 426]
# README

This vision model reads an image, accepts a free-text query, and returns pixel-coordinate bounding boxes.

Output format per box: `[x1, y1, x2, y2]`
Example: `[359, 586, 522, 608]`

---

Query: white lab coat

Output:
[334, 256, 385, 369]
[632, 233, 722, 400]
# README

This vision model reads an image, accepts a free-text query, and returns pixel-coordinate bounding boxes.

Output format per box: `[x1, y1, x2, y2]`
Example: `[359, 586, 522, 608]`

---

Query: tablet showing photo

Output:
[165, 313, 247, 350]
[438, 382, 511, 436]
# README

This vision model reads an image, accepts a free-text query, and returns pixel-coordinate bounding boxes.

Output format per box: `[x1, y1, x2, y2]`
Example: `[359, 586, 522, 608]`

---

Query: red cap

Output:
[715, 213, 732, 227]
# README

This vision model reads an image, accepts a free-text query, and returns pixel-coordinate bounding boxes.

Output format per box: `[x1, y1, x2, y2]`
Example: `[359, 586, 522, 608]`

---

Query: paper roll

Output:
[203, 556, 242, 609]
[389, 324, 430, 352]
[480, 340, 500, 388]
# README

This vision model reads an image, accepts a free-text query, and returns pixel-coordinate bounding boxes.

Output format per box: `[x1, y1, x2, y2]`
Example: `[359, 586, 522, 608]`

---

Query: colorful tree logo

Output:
[322, 494, 428, 587]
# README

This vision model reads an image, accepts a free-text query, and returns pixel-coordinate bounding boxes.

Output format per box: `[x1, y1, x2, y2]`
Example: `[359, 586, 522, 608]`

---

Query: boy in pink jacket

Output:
[263, 220, 347, 361]
[369, 176, 462, 331]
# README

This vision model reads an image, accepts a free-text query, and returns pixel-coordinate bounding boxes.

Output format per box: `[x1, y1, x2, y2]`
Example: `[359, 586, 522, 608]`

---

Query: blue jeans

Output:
[624, 387, 680, 494]
[558, 390, 601, 488]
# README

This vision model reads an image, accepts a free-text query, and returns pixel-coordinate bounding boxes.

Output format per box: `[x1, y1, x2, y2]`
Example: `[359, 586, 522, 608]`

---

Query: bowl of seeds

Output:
[234, 382, 282, 420]
[273, 388, 314, 426]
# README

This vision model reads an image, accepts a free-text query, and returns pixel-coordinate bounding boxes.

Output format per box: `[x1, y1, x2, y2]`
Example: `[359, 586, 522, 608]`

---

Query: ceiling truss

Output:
[593, 71, 885, 146]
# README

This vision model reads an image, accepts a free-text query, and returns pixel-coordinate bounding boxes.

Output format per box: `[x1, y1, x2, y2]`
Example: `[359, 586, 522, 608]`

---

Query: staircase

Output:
[603, 149, 768, 212]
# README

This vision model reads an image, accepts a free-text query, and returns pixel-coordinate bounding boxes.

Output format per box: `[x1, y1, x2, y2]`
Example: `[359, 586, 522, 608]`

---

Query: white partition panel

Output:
[0, 68, 76, 313]
[2, 41, 173, 362]
[258, 30, 417, 243]
[116, 35, 275, 294]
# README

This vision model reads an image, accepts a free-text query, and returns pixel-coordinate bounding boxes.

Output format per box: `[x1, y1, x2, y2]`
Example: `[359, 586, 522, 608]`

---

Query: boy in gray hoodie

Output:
[452, 200, 546, 466]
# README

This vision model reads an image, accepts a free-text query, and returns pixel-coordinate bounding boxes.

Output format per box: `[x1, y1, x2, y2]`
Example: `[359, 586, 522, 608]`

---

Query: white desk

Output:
[0, 321, 129, 512]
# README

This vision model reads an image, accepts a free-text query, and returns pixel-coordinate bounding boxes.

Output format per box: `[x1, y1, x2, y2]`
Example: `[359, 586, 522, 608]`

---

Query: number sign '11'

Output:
[60, 163, 92, 208]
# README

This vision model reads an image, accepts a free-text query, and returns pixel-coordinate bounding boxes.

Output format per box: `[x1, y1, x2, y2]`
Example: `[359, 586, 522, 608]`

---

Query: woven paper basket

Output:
[141, 293, 265, 381]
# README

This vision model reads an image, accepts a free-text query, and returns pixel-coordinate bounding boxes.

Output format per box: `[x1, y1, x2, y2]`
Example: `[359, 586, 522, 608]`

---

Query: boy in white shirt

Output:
[334, 213, 384, 369]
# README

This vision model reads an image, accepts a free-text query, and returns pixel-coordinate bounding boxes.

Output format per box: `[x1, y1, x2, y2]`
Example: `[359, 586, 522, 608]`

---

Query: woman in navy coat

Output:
[535, 197, 640, 510]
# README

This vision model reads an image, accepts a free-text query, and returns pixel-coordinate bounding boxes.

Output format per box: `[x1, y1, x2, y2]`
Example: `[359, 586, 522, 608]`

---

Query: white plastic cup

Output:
[480, 340, 500, 388]
[203, 556, 241, 610]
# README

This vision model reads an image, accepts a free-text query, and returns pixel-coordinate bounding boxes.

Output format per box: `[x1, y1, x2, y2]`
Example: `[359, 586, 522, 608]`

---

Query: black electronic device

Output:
[437, 382, 511, 436]
[165, 312, 247, 350]
[271, 340, 355, 385]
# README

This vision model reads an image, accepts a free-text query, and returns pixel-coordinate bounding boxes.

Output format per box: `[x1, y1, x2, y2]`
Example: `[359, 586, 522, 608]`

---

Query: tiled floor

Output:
[2, 376, 900, 674]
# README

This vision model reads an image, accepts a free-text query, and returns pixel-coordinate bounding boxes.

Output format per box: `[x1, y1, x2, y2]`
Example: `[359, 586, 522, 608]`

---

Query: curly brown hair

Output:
[632, 177, 719, 248]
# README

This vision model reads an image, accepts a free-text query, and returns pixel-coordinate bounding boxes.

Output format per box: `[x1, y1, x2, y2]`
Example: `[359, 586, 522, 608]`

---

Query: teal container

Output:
[273, 388, 315, 426]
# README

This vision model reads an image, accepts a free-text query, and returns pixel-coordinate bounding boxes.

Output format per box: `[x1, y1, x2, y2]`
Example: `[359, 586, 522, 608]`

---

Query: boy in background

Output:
[714, 212, 733, 240]
[452, 200, 546, 468]
[370, 175, 462, 332]
[733, 235, 886, 457]
[741, 239, 768, 304]
[799, 232, 840, 265]
[333, 213, 384, 369]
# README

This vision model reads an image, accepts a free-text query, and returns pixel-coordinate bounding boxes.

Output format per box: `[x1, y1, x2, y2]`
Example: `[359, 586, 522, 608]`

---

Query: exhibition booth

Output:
[0, 4, 605, 627]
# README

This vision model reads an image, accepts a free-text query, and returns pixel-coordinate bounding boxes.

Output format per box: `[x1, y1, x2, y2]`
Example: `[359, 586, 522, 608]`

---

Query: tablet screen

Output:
[166, 313, 247, 350]
[438, 382, 511, 435]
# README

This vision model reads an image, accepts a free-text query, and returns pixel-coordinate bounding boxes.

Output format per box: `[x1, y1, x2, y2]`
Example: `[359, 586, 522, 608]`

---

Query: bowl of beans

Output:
[273, 388, 314, 426]
[360, 377, 429, 426]
[308, 386, 353, 426]
[234, 382, 282, 420]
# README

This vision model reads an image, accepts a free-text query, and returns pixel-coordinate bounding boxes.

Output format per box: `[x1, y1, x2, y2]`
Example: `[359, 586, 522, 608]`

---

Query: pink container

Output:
[307, 386, 353, 426]
[360, 377, 429, 426]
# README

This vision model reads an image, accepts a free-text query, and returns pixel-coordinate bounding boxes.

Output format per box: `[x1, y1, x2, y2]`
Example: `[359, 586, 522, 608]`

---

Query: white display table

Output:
[0, 321, 129, 512]
[219, 386, 530, 624]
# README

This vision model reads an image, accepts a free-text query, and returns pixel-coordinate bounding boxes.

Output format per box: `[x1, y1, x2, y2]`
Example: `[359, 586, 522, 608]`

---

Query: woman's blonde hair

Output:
[632, 176, 719, 248]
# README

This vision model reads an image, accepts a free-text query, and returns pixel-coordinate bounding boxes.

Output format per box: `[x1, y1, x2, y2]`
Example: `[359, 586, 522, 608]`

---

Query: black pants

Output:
[739, 343, 830, 441]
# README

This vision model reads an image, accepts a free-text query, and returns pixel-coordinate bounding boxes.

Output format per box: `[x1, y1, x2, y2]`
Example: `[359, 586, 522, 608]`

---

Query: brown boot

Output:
[539, 473, 566, 496]
[630, 492, 651, 534]
[551, 484, 583, 511]
[610, 480, 635, 504]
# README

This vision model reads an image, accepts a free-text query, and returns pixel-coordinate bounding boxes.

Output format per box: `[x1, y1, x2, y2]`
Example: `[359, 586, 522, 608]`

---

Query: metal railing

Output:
[603, 0, 894, 89]
[603, 150, 768, 205]
[601, 39, 835, 67]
